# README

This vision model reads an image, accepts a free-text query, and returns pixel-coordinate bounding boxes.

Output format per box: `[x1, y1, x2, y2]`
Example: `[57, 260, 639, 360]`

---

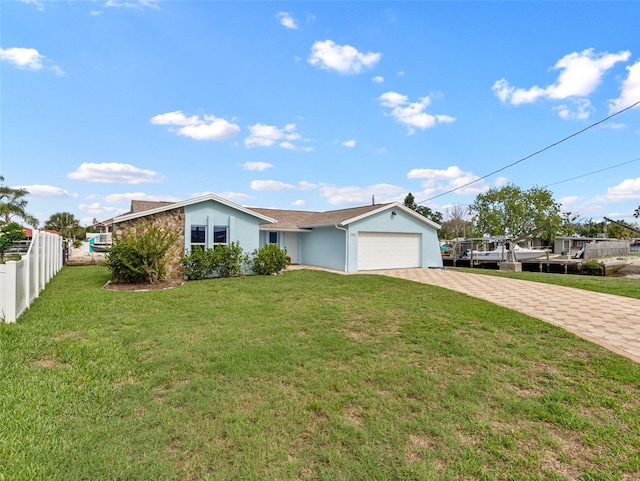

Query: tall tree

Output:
[45, 212, 80, 240]
[440, 203, 472, 239]
[0, 175, 39, 228]
[403, 193, 443, 225]
[469, 184, 561, 243]
[635, 206, 639, 218]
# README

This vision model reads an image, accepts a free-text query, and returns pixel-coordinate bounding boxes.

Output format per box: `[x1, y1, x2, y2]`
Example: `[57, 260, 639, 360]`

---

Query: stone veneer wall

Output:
[113, 208, 186, 279]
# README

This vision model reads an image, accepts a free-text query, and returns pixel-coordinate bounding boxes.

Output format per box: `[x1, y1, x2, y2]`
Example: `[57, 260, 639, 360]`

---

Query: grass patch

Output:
[1, 266, 639, 480]
[452, 267, 640, 300]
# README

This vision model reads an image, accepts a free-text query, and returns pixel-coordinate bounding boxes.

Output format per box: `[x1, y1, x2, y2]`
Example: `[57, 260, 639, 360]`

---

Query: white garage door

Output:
[357, 232, 420, 271]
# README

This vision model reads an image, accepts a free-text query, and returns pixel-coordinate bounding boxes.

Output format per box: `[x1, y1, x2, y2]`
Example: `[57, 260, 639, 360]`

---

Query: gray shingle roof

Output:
[250, 203, 393, 229]
[130, 200, 177, 213]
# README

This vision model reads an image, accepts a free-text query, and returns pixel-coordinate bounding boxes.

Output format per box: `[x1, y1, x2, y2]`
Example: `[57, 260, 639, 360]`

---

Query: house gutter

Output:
[335, 224, 348, 272]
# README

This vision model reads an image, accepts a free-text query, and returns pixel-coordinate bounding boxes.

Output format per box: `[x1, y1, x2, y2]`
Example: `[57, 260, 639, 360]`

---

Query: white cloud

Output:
[298, 181, 317, 190]
[493, 177, 510, 187]
[242, 161, 273, 171]
[319, 183, 406, 206]
[151, 111, 240, 141]
[79, 202, 128, 217]
[372, 76, 384, 83]
[103, 192, 180, 204]
[553, 98, 594, 120]
[308, 40, 381, 75]
[245, 123, 309, 150]
[378, 91, 455, 134]
[251, 180, 296, 191]
[15, 185, 77, 199]
[597, 177, 640, 202]
[20, 0, 44, 11]
[0, 47, 63, 75]
[277, 12, 298, 29]
[407, 166, 489, 196]
[609, 59, 640, 114]
[342, 140, 356, 148]
[214, 191, 253, 203]
[292, 199, 306, 207]
[68, 162, 162, 184]
[104, 0, 159, 9]
[493, 49, 631, 118]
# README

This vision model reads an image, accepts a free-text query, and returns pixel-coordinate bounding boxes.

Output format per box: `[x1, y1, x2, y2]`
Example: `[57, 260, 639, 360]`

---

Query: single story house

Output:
[111, 194, 442, 278]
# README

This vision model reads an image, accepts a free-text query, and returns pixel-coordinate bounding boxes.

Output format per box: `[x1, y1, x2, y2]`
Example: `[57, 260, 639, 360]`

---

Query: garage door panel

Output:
[357, 232, 420, 270]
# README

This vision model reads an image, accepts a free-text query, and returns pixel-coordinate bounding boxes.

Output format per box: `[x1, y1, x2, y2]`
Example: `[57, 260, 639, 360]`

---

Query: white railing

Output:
[0, 230, 63, 323]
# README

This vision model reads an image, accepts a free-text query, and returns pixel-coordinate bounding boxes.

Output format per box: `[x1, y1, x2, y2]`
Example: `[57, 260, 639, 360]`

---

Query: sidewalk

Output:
[367, 268, 640, 364]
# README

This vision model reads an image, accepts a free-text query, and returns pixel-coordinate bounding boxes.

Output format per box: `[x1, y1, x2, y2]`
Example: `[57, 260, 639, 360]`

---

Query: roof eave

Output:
[113, 194, 277, 224]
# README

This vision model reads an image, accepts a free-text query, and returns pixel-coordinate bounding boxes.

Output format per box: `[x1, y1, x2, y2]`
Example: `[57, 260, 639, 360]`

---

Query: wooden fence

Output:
[0, 230, 63, 323]
[584, 240, 630, 259]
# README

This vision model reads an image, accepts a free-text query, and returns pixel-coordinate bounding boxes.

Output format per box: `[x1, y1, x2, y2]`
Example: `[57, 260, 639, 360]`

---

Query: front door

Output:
[284, 232, 298, 264]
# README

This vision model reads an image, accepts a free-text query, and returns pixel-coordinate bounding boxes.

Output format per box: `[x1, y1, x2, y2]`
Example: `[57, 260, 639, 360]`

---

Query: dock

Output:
[442, 256, 627, 276]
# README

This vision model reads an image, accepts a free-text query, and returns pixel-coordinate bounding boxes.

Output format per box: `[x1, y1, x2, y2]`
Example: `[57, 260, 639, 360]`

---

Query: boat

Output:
[459, 244, 549, 262]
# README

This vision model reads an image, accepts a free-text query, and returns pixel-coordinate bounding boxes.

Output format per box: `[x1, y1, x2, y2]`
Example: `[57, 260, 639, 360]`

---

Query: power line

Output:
[544, 156, 640, 188]
[417, 99, 640, 205]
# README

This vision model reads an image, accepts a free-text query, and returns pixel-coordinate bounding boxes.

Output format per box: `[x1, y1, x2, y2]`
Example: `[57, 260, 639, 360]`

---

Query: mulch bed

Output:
[103, 278, 185, 291]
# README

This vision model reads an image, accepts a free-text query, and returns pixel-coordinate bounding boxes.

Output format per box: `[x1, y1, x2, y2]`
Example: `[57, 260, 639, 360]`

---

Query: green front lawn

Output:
[1, 266, 638, 480]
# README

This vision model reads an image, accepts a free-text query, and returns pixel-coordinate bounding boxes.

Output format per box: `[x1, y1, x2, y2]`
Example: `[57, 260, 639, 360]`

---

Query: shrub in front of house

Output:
[210, 241, 248, 278]
[181, 246, 211, 280]
[106, 223, 178, 284]
[182, 241, 248, 279]
[250, 244, 288, 275]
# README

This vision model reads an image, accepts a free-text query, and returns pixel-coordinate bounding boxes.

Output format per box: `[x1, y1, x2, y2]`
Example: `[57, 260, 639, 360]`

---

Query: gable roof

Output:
[113, 194, 277, 224]
[131, 200, 176, 213]
[252, 202, 441, 230]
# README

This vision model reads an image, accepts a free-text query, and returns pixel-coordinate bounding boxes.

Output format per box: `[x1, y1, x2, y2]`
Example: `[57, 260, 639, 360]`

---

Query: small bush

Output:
[106, 223, 178, 284]
[182, 247, 211, 280]
[210, 242, 248, 278]
[582, 260, 604, 276]
[182, 242, 248, 279]
[250, 244, 288, 275]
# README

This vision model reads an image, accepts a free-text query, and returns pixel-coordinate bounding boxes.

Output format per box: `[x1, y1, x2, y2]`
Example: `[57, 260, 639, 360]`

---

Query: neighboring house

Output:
[110, 194, 442, 278]
[92, 217, 114, 234]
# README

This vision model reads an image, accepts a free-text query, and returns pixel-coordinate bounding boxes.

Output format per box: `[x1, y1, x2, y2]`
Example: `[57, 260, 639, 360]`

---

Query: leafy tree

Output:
[558, 211, 581, 237]
[403, 193, 443, 225]
[0, 175, 39, 228]
[439, 204, 472, 239]
[0, 222, 27, 263]
[469, 184, 561, 243]
[44, 212, 80, 240]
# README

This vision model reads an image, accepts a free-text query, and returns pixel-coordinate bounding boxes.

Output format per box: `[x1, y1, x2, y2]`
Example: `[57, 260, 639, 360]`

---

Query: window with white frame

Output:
[213, 226, 228, 249]
[268, 232, 278, 244]
[191, 225, 206, 251]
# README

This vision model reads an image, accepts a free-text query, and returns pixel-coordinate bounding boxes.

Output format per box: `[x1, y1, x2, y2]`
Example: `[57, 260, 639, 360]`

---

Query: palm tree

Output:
[635, 206, 640, 218]
[0, 175, 39, 228]
[45, 212, 80, 240]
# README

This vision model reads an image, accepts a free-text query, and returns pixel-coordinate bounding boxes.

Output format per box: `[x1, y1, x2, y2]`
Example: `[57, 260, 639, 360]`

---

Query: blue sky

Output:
[2, 0, 639, 228]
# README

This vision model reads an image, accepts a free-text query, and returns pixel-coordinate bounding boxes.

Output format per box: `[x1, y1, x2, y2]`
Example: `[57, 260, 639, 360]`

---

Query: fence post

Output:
[3, 261, 18, 323]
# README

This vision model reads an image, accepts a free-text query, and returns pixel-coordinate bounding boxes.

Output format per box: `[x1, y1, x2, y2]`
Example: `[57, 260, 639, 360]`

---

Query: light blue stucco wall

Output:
[291, 208, 442, 272]
[344, 209, 443, 271]
[184, 200, 264, 253]
[298, 226, 346, 271]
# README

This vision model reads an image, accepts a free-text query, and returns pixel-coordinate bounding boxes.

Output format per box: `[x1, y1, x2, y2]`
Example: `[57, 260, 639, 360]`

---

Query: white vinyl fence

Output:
[0, 230, 63, 323]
